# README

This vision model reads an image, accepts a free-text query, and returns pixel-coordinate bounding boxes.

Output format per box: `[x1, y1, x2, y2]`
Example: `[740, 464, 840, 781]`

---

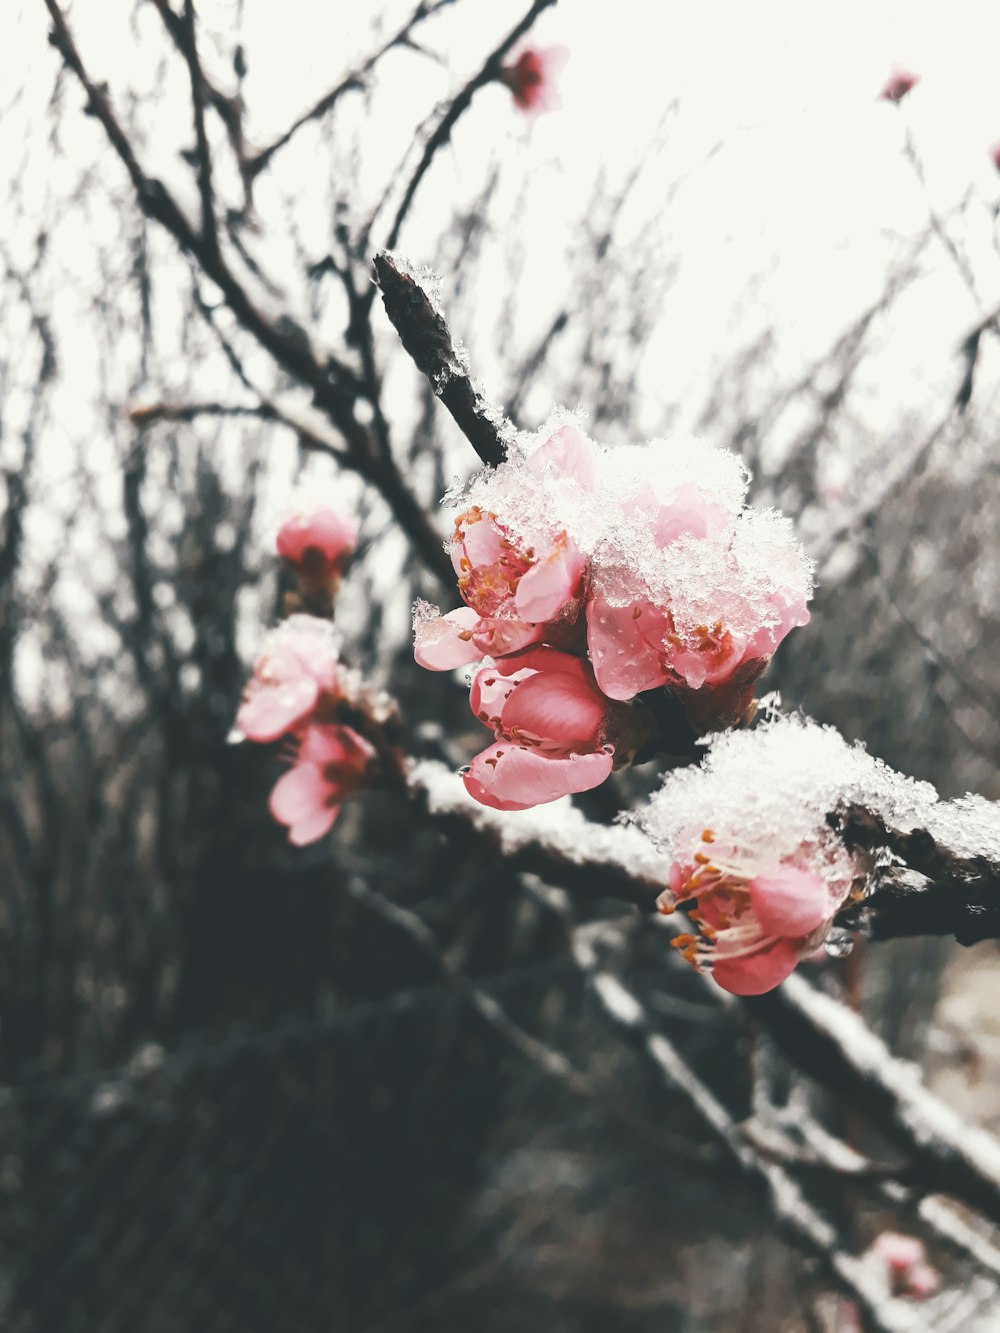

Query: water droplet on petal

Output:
[824, 928, 854, 959]
[458, 765, 472, 776]
[226, 725, 245, 745]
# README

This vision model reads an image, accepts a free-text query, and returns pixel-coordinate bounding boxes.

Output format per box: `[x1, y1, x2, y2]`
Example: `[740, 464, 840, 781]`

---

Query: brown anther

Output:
[666, 633, 686, 649]
[701, 829, 715, 843]
[457, 630, 474, 642]
[631, 605, 642, 620]
[694, 851, 711, 865]
[671, 934, 696, 949]
[485, 758, 498, 769]
[657, 900, 676, 915]
[701, 925, 718, 941]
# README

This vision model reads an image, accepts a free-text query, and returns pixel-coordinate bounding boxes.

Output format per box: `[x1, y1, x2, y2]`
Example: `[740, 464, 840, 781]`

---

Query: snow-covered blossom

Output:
[870, 1233, 939, 1299]
[236, 615, 342, 742]
[499, 46, 569, 114]
[269, 724, 375, 846]
[276, 497, 357, 591]
[879, 68, 920, 103]
[636, 715, 944, 993]
[461, 645, 648, 810]
[415, 413, 813, 810]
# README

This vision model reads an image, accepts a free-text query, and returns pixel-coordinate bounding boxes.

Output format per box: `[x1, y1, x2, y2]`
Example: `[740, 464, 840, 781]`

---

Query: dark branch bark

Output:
[835, 804, 1000, 945]
[373, 252, 510, 467]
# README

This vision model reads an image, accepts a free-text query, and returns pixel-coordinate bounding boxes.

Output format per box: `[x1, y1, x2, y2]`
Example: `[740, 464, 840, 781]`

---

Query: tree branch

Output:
[373, 252, 511, 467]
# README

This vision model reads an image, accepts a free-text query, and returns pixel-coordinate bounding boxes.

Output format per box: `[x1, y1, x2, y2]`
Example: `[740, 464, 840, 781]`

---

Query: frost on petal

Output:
[586, 597, 672, 700]
[749, 867, 830, 938]
[528, 423, 598, 490]
[463, 745, 614, 810]
[711, 939, 801, 996]
[237, 615, 341, 741]
[413, 604, 482, 671]
[238, 675, 320, 743]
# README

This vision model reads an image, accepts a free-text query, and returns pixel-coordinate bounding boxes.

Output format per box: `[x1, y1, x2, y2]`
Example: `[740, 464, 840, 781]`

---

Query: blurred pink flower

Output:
[990, 142, 1000, 173]
[236, 615, 340, 742]
[879, 68, 920, 103]
[659, 841, 849, 995]
[871, 1232, 940, 1299]
[414, 501, 586, 671]
[269, 724, 375, 846]
[277, 501, 357, 589]
[499, 45, 569, 114]
[461, 646, 618, 809]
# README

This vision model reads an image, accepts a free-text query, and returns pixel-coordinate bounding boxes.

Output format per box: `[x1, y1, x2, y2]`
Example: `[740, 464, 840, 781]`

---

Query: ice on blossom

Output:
[870, 1233, 940, 1299]
[638, 715, 946, 993]
[499, 46, 569, 115]
[879, 68, 920, 103]
[276, 495, 357, 590]
[269, 724, 375, 846]
[236, 615, 341, 742]
[461, 646, 648, 810]
[588, 507, 812, 721]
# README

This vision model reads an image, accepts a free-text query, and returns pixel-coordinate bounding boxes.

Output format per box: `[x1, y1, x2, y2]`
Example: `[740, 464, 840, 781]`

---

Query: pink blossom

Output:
[499, 46, 569, 115]
[414, 503, 586, 671]
[461, 646, 621, 810]
[277, 501, 357, 589]
[871, 1233, 939, 1299]
[236, 615, 340, 742]
[990, 143, 1000, 174]
[879, 68, 920, 103]
[659, 839, 850, 995]
[587, 586, 809, 724]
[268, 724, 375, 846]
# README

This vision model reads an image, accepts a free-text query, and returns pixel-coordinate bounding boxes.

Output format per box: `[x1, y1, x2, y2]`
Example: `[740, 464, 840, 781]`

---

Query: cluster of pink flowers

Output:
[235, 614, 374, 846]
[233, 495, 373, 847]
[415, 419, 812, 811]
[499, 46, 568, 115]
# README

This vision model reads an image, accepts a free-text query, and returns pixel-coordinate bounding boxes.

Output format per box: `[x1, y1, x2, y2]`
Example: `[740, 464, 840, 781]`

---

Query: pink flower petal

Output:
[501, 670, 606, 751]
[469, 665, 522, 725]
[749, 866, 829, 939]
[641, 481, 731, 547]
[452, 509, 506, 572]
[711, 938, 801, 995]
[237, 676, 320, 742]
[268, 764, 340, 846]
[514, 535, 585, 623]
[473, 617, 544, 658]
[586, 597, 672, 700]
[494, 644, 589, 681]
[414, 607, 482, 671]
[463, 745, 614, 810]
[528, 424, 597, 489]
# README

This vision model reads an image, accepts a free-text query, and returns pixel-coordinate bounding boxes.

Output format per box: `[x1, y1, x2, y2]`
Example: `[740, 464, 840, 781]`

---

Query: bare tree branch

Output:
[373, 252, 511, 466]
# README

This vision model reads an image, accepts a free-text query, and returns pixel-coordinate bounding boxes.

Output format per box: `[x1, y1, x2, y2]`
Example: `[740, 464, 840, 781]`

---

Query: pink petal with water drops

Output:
[463, 745, 613, 810]
[710, 938, 801, 996]
[413, 607, 483, 671]
[586, 597, 672, 700]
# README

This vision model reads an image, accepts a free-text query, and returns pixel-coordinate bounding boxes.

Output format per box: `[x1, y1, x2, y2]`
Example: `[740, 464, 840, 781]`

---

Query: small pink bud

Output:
[990, 143, 1000, 174]
[277, 501, 357, 590]
[498, 46, 569, 115]
[879, 69, 920, 103]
